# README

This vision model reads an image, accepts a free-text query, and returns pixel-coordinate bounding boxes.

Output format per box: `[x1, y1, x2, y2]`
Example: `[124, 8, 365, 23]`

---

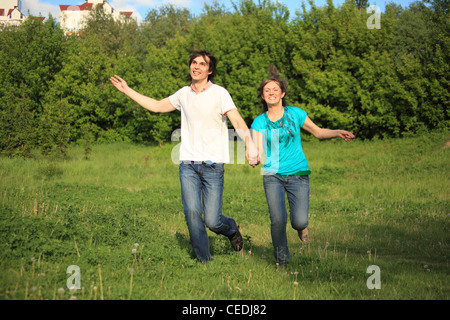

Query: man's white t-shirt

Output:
[169, 82, 237, 163]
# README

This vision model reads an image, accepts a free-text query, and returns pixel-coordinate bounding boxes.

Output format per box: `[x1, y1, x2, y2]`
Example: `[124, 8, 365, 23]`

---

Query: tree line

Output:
[0, 0, 448, 158]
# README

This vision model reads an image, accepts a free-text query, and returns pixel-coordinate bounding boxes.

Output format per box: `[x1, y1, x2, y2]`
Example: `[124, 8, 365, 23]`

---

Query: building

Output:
[0, 0, 27, 27]
[59, 0, 133, 34]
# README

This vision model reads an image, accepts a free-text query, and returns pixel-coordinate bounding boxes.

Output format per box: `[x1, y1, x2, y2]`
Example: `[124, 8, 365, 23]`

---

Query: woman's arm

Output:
[302, 116, 355, 141]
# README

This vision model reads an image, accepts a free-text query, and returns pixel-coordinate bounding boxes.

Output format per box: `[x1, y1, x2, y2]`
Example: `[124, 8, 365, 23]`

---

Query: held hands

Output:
[246, 146, 260, 168]
[247, 153, 260, 168]
[110, 75, 129, 94]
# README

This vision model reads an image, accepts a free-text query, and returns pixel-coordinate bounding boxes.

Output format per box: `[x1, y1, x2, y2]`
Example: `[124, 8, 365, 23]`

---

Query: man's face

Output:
[190, 55, 212, 82]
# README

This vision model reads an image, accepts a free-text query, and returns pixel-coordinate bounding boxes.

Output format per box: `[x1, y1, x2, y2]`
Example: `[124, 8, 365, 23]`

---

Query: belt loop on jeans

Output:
[202, 160, 215, 168]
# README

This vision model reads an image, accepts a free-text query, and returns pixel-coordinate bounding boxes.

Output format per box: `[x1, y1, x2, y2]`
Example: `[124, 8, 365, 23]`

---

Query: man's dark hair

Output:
[187, 50, 217, 83]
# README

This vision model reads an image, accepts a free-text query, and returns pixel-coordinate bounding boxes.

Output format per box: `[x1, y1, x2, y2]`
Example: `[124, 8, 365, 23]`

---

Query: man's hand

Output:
[110, 75, 129, 94]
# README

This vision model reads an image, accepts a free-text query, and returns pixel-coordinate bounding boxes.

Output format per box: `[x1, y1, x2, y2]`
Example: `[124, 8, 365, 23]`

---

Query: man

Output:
[110, 51, 258, 262]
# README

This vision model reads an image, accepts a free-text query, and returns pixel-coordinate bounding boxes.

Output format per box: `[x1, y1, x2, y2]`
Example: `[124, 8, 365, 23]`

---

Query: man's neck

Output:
[191, 79, 211, 93]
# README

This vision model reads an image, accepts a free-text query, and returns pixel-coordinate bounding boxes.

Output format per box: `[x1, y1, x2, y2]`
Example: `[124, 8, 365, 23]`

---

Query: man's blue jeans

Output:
[179, 161, 238, 262]
[263, 173, 309, 266]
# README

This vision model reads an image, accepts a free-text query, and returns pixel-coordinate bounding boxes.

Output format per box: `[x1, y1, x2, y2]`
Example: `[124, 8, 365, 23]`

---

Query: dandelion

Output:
[69, 296, 77, 300]
[131, 248, 138, 268]
[57, 287, 65, 295]
[134, 243, 139, 248]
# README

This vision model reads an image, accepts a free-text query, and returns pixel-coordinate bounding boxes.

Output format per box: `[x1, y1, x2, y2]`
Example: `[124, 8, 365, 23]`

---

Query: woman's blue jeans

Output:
[263, 173, 309, 266]
[179, 162, 238, 262]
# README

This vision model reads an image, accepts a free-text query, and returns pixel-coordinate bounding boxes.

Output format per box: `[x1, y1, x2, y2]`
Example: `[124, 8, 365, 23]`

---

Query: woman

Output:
[251, 66, 355, 266]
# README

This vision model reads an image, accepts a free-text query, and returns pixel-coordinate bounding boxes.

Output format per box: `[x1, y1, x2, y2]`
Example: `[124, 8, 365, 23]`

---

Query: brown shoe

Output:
[228, 226, 243, 251]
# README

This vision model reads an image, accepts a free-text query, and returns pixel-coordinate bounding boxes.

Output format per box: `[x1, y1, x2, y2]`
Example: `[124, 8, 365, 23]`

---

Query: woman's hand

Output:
[338, 130, 355, 142]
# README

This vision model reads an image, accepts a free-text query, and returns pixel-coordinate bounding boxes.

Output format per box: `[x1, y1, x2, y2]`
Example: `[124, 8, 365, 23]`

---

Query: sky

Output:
[18, 0, 420, 23]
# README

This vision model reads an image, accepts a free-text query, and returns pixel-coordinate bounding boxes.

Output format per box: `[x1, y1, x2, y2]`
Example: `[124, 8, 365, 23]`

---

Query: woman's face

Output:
[262, 81, 285, 107]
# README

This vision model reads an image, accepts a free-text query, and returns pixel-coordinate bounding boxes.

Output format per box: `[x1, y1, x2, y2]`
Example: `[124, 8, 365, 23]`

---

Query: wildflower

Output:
[57, 287, 65, 295]
[134, 243, 139, 248]
[131, 248, 137, 254]
[294, 281, 299, 287]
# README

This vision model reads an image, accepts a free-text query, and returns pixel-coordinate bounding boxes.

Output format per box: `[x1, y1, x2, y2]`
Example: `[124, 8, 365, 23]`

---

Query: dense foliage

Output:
[0, 0, 448, 157]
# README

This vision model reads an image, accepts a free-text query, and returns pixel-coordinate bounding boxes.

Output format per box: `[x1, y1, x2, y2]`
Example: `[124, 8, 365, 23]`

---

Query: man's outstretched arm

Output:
[110, 75, 176, 113]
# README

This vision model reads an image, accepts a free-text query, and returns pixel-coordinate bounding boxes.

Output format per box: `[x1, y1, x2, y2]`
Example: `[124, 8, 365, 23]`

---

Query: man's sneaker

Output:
[227, 226, 243, 251]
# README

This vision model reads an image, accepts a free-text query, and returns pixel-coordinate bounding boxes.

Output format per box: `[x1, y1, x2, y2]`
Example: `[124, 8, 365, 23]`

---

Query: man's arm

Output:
[226, 109, 259, 166]
[110, 75, 176, 113]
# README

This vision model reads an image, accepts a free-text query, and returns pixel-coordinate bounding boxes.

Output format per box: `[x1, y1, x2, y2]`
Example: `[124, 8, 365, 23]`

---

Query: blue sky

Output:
[21, 0, 420, 23]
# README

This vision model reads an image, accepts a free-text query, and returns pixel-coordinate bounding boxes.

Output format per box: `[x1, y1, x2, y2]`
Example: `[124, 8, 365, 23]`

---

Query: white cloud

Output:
[21, 0, 60, 18]
[163, 0, 192, 6]
[111, 0, 164, 23]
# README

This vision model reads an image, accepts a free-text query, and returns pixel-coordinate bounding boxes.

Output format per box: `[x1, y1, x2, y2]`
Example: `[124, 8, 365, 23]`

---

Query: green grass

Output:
[0, 132, 449, 300]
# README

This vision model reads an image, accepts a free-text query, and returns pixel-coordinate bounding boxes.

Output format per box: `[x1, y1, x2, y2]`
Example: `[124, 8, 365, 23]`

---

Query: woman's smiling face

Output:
[262, 81, 285, 107]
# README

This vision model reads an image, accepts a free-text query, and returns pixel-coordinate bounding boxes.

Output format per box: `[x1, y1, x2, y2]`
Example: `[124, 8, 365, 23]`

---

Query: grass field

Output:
[0, 132, 448, 300]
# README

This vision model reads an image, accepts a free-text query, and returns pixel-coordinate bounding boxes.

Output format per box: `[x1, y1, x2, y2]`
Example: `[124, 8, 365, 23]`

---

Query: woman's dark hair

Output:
[187, 50, 217, 83]
[257, 65, 288, 112]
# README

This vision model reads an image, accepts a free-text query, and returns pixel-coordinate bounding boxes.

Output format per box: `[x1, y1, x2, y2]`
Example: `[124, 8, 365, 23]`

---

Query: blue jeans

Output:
[179, 162, 238, 262]
[263, 173, 309, 266]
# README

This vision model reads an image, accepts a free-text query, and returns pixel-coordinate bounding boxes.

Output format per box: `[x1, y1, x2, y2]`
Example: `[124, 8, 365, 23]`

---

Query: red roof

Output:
[120, 11, 133, 18]
[60, 3, 94, 11]
[59, 2, 132, 17]
[6, 7, 24, 16]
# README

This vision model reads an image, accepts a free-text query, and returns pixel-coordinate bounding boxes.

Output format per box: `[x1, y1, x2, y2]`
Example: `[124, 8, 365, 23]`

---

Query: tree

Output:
[0, 85, 35, 158]
[0, 16, 65, 156]
[355, 0, 369, 10]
